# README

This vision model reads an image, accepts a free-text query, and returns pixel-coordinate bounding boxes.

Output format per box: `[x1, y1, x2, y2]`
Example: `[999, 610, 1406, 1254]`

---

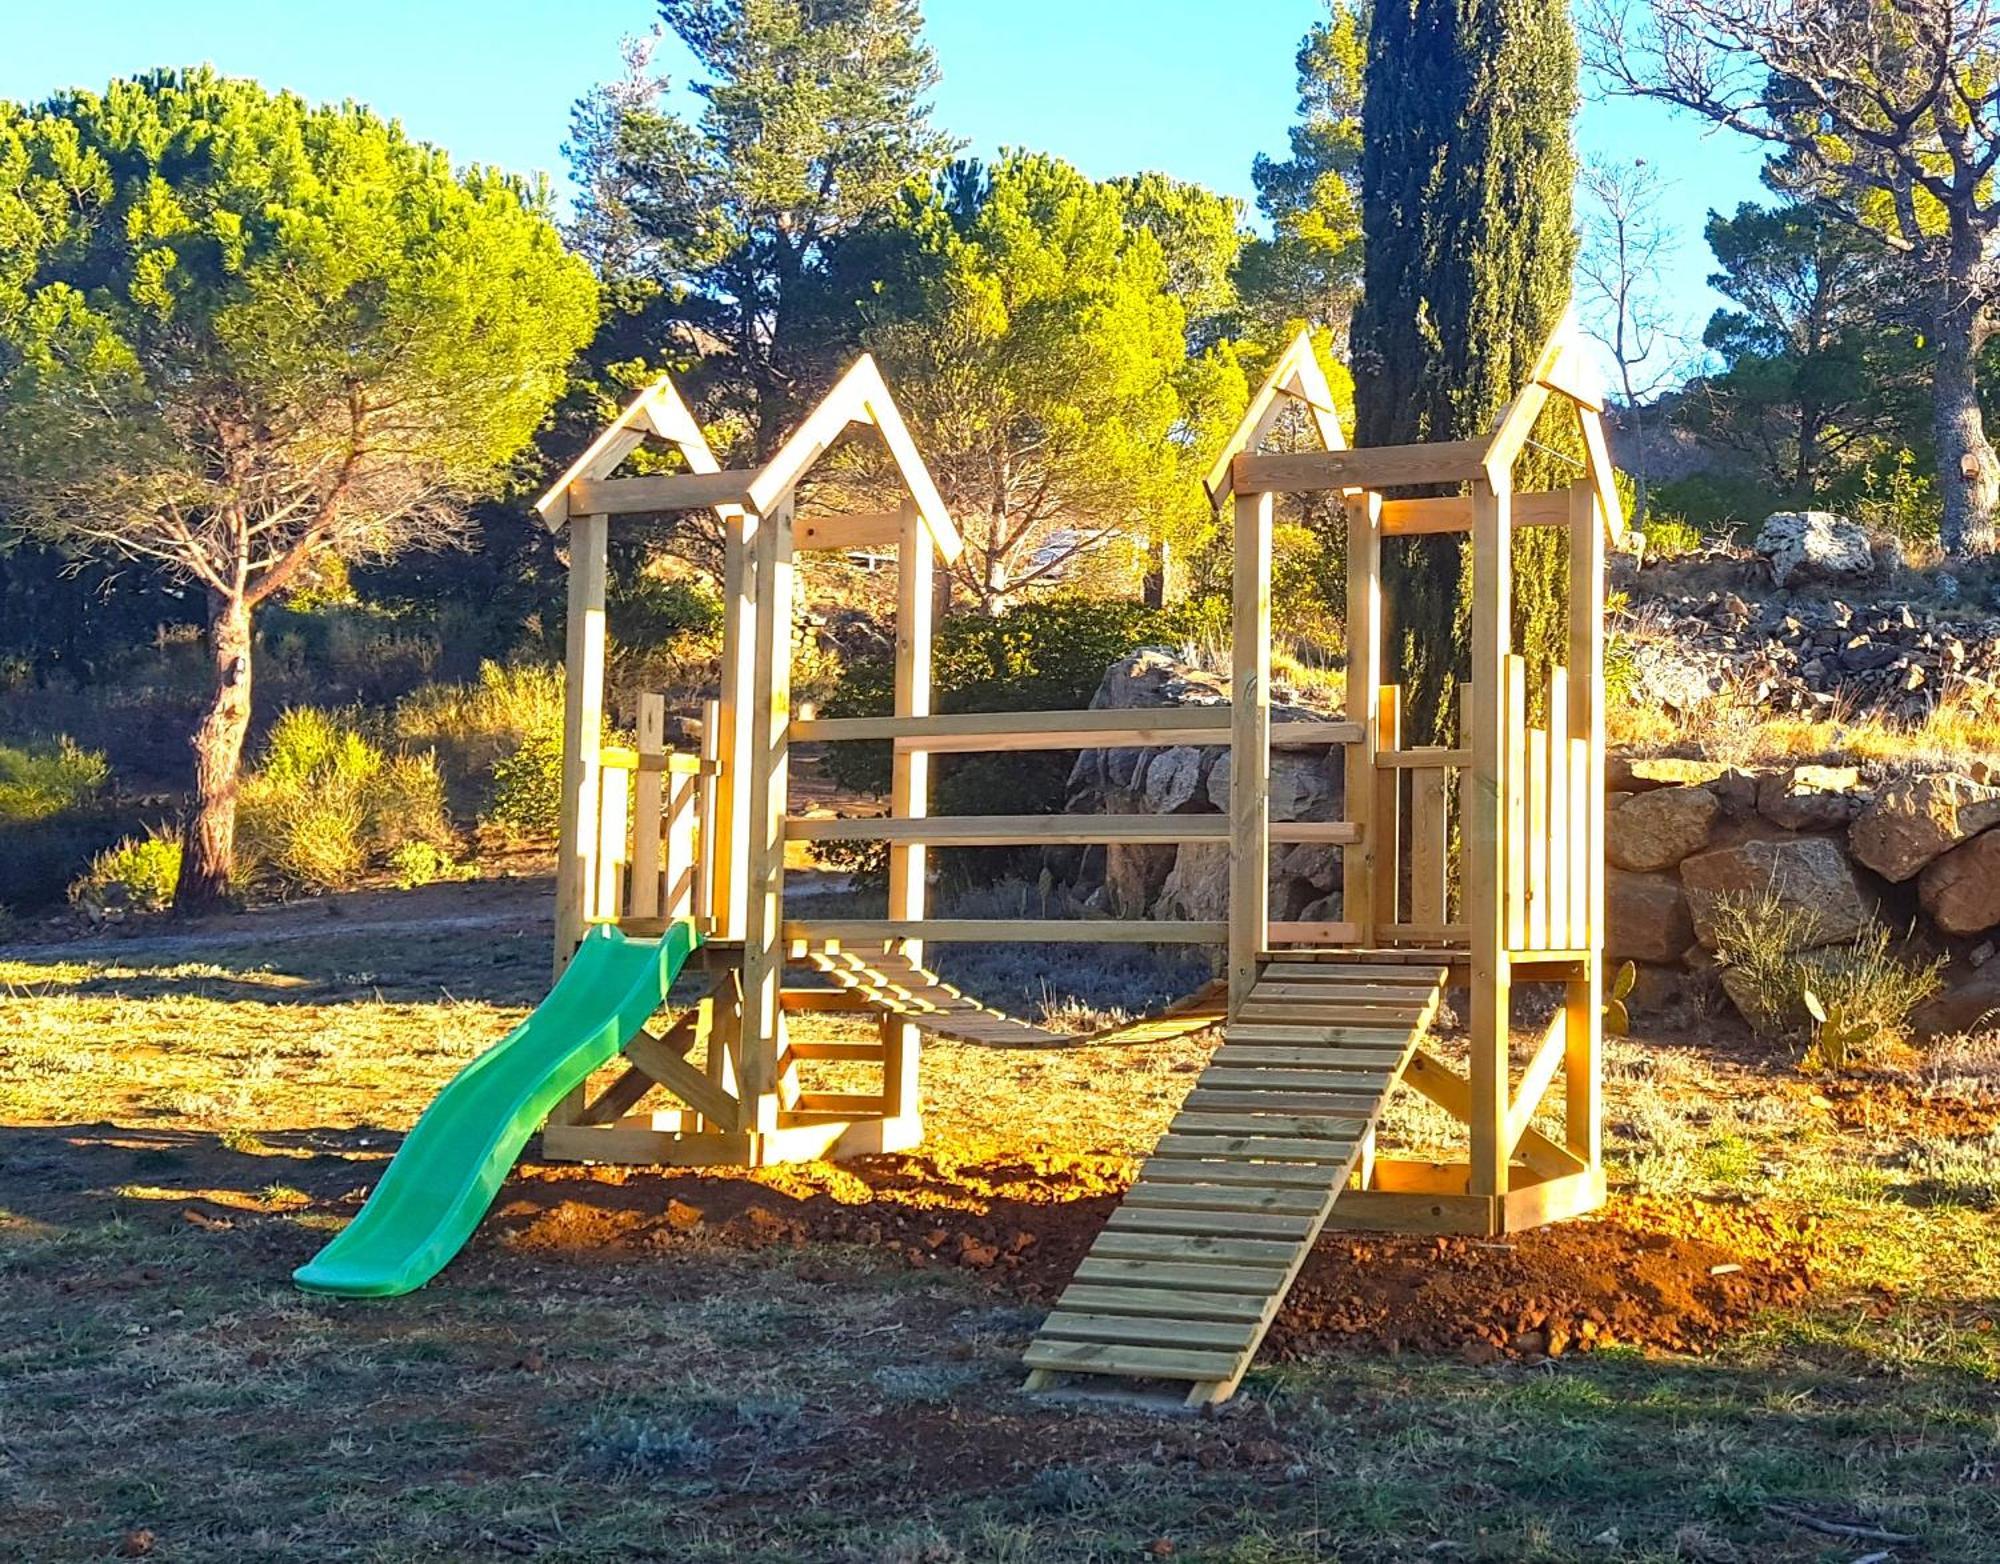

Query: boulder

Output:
[1607, 786, 1720, 872]
[1140, 746, 1210, 814]
[1918, 829, 2000, 935]
[1205, 750, 1337, 822]
[1849, 773, 2000, 882]
[1757, 765, 1863, 831]
[1606, 870, 1695, 964]
[1911, 961, 2000, 1038]
[1152, 841, 1230, 923]
[1679, 836, 1872, 951]
[1608, 756, 1736, 792]
[1093, 647, 1230, 711]
[1755, 510, 1873, 589]
[1273, 841, 1341, 893]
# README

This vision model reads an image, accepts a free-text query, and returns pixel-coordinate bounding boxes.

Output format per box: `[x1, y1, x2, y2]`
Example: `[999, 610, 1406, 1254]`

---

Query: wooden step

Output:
[1120, 1179, 1329, 1214]
[1036, 1312, 1261, 1352]
[1021, 1339, 1242, 1383]
[1106, 1206, 1318, 1241]
[1056, 1283, 1271, 1324]
[1168, 1111, 1369, 1141]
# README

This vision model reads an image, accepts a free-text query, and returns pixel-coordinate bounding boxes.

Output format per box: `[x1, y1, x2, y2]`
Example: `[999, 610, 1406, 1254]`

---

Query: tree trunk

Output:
[175, 592, 254, 914]
[1932, 265, 1997, 556]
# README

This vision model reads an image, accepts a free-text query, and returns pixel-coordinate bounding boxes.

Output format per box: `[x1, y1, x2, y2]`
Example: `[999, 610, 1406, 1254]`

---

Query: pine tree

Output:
[1350, 0, 1578, 741]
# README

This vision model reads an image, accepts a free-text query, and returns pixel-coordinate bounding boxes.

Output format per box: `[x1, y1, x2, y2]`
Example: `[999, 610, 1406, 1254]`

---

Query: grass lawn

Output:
[1, 880, 1996, 1562]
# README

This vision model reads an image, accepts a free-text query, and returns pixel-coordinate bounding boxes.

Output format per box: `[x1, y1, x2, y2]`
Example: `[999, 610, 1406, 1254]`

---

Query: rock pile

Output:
[1605, 756, 2000, 1035]
[1623, 589, 2000, 722]
[1060, 650, 1348, 925]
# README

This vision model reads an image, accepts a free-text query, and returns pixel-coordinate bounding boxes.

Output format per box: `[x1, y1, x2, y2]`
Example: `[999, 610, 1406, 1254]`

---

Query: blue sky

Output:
[6, 1, 1770, 366]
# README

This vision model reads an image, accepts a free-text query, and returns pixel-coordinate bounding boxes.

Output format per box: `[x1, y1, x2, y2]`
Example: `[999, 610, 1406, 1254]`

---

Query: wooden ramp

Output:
[799, 948, 1226, 1050]
[1023, 961, 1448, 1406]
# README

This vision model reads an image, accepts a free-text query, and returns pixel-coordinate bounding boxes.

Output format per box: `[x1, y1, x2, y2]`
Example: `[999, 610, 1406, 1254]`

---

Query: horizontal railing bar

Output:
[1374, 748, 1470, 769]
[1267, 920, 1361, 944]
[571, 469, 757, 515]
[792, 708, 1362, 750]
[783, 919, 1229, 944]
[599, 747, 712, 774]
[1381, 491, 1571, 535]
[786, 815, 1360, 847]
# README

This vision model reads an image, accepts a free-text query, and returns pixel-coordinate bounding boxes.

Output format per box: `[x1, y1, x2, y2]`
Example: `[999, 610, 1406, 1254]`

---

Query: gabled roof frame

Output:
[532, 358, 963, 564]
[1204, 329, 1347, 507]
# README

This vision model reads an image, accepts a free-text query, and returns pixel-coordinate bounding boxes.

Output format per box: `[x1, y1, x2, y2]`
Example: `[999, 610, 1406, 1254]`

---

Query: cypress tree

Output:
[1350, 0, 1579, 742]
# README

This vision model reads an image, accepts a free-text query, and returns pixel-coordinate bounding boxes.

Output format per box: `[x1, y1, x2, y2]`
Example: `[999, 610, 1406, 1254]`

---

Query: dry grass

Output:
[1, 890, 1997, 1560]
[1610, 678, 2000, 774]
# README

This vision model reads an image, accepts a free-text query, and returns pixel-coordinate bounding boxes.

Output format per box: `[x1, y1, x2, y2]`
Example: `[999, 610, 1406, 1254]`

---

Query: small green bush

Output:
[70, 828, 181, 914]
[238, 708, 456, 891]
[386, 840, 472, 890]
[0, 737, 110, 824]
[487, 727, 566, 839]
[1641, 513, 1706, 562]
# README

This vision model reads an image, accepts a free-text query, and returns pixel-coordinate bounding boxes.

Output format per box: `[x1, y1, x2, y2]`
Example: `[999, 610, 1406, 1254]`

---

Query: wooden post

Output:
[697, 698, 721, 930]
[1229, 490, 1274, 1006]
[1343, 491, 1383, 942]
[630, 693, 666, 921]
[884, 497, 934, 1123]
[1467, 476, 1512, 1202]
[738, 497, 795, 1135]
[713, 509, 760, 941]
[596, 761, 629, 921]
[1372, 684, 1402, 932]
[1565, 478, 1605, 1168]
[553, 511, 609, 976]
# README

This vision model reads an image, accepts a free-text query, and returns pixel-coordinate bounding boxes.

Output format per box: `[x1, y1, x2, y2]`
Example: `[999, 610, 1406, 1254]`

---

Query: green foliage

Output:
[1837, 447, 1942, 547]
[237, 709, 455, 892]
[0, 738, 108, 824]
[1351, 0, 1579, 742]
[1641, 514, 1707, 562]
[395, 662, 567, 815]
[608, 575, 725, 651]
[862, 153, 1198, 609]
[70, 828, 181, 915]
[386, 841, 473, 892]
[1240, 0, 1367, 336]
[608, 0, 957, 448]
[487, 728, 567, 841]
[1603, 960, 1638, 1037]
[1646, 471, 1773, 535]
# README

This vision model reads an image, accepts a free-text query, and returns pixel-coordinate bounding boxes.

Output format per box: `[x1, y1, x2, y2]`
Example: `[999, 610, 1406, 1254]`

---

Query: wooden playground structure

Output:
[532, 322, 1621, 1404]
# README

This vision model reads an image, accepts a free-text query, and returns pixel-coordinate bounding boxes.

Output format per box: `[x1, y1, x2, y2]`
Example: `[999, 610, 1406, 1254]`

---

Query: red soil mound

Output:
[483, 1147, 1818, 1363]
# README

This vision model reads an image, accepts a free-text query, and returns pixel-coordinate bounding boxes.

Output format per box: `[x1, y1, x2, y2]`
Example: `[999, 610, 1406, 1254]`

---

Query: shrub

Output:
[70, 828, 181, 914]
[1640, 513, 1706, 562]
[237, 708, 456, 891]
[386, 840, 472, 890]
[487, 726, 566, 839]
[0, 737, 110, 824]
[395, 662, 566, 777]
[1708, 889, 1943, 1065]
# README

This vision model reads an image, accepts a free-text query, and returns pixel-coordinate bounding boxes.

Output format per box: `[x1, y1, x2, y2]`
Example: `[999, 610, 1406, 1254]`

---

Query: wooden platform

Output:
[1022, 960, 1447, 1406]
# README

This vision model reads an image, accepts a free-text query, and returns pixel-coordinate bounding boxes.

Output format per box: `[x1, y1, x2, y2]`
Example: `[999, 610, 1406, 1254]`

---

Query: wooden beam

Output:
[1567, 478, 1606, 1168]
[785, 814, 1235, 846]
[1204, 328, 1347, 506]
[553, 512, 608, 975]
[784, 918, 1227, 944]
[738, 497, 795, 1133]
[535, 374, 729, 530]
[1467, 477, 1511, 1200]
[1232, 440, 1490, 496]
[570, 469, 757, 516]
[1229, 489, 1274, 1007]
[1504, 1008, 1568, 1156]
[1379, 491, 1573, 535]
[1577, 407, 1627, 542]
[794, 707, 1362, 749]
[797, 512, 902, 551]
[1343, 489, 1382, 946]
[885, 495, 932, 1124]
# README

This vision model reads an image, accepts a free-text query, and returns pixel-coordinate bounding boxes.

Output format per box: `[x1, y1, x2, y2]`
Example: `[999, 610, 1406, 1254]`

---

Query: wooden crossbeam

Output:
[1231, 441, 1490, 495]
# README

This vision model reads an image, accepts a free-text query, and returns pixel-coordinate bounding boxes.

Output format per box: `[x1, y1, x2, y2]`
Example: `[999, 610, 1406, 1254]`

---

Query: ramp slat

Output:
[1027, 965, 1446, 1403]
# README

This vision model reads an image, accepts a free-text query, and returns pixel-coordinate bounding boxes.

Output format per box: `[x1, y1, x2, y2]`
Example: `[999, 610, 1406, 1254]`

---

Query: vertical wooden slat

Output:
[1525, 725, 1549, 950]
[1545, 667, 1569, 949]
[553, 511, 609, 975]
[666, 768, 698, 920]
[597, 761, 630, 923]
[1467, 477, 1512, 1202]
[697, 698, 721, 930]
[1410, 758, 1448, 926]
[1566, 477, 1605, 1168]
[1230, 490, 1274, 1005]
[630, 693, 666, 920]
[1503, 654, 1528, 953]
[884, 497, 934, 1123]
[1568, 737, 1590, 949]
[738, 497, 794, 1134]
[1342, 492, 1383, 943]
[1372, 684, 1403, 933]
[714, 510, 760, 941]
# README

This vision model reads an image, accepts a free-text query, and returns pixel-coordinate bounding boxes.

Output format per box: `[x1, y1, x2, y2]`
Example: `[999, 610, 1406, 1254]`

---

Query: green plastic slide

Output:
[294, 920, 699, 1298]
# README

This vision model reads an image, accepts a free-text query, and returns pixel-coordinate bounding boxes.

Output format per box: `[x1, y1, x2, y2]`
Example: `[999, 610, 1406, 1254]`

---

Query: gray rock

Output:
[1849, 773, 2000, 882]
[1680, 836, 1872, 951]
[1607, 786, 1721, 872]
[1918, 829, 2000, 936]
[1912, 961, 2000, 1038]
[1606, 870, 1695, 964]
[1206, 750, 1336, 822]
[1141, 746, 1210, 814]
[1755, 510, 1873, 588]
[1757, 765, 1864, 831]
